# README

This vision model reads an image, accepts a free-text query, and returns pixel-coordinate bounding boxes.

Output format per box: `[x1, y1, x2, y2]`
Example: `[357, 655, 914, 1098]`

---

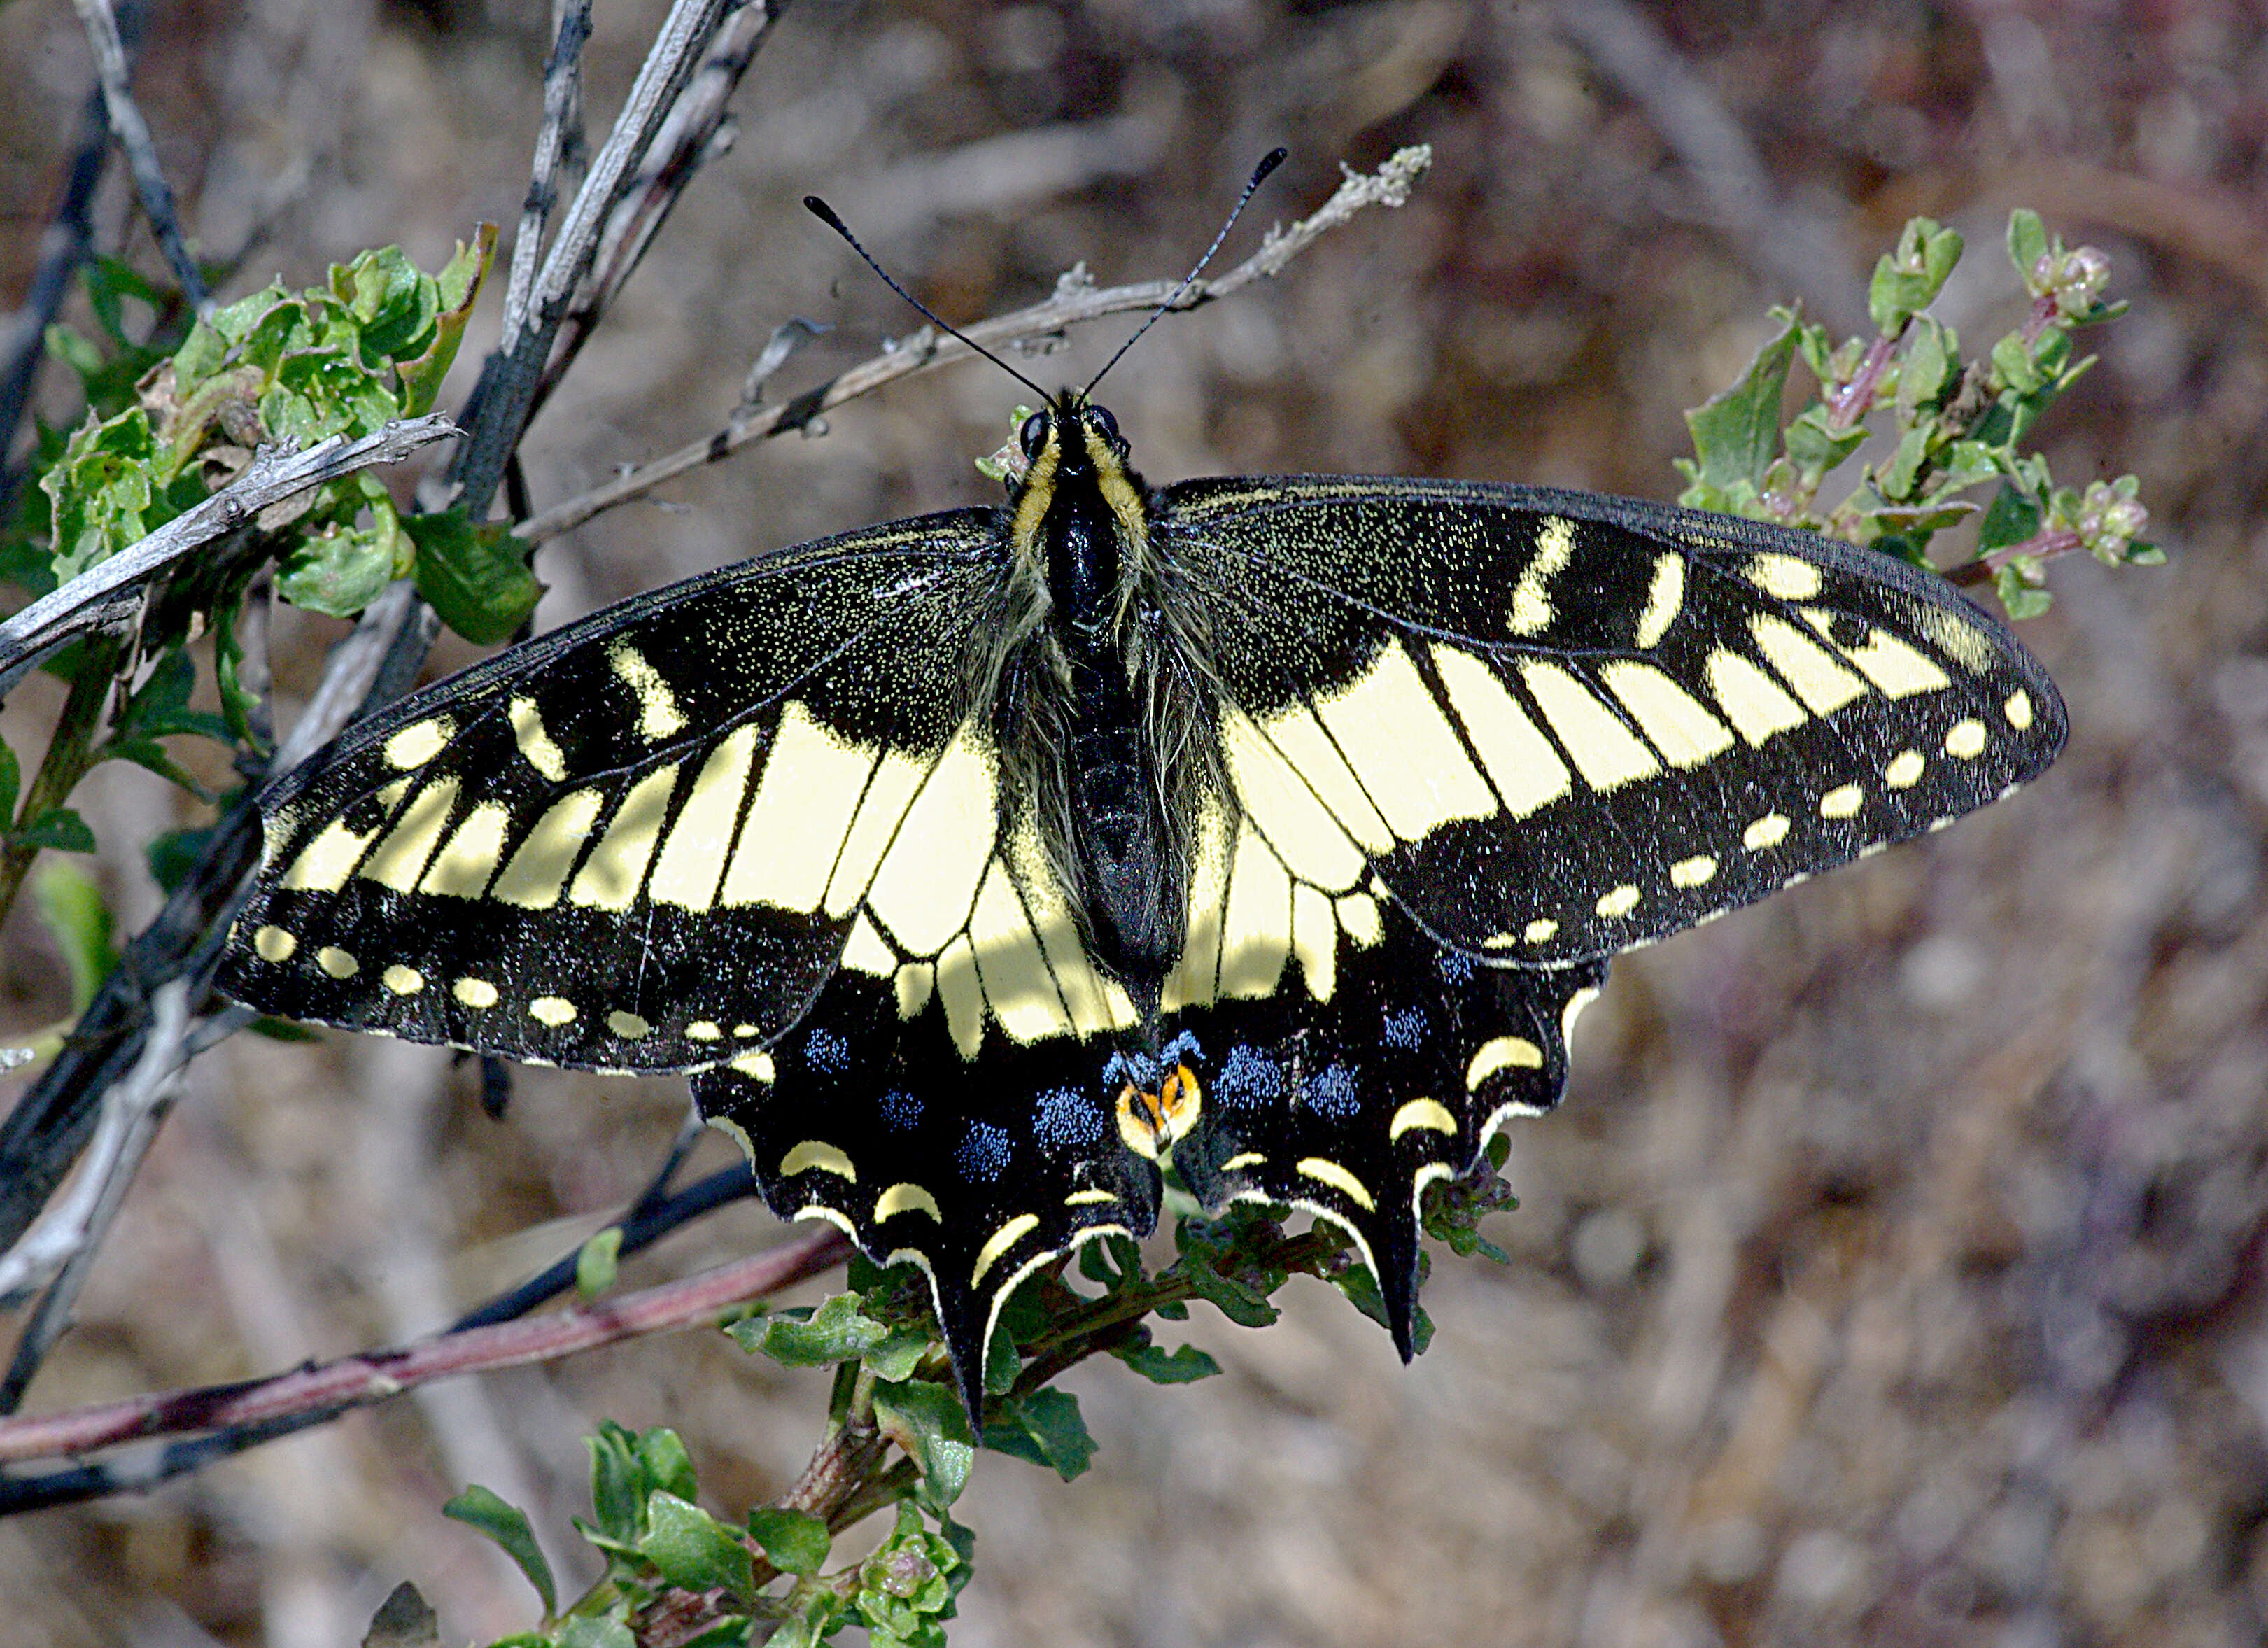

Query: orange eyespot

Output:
[1114, 1064, 1206, 1160]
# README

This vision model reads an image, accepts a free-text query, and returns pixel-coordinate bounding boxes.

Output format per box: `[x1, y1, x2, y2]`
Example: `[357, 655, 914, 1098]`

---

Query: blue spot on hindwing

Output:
[957, 1120, 1012, 1184]
[1034, 1087, 1104, 1153]
[804, 1027, 850, 1073]
[1382, 1006, 1428, 1049]
[1306, 1062, 1360, 1120]
[1213, 1045, 1281, 1112]
[1436, 950, 1477, 985]
[880, 1090, 922, 1131]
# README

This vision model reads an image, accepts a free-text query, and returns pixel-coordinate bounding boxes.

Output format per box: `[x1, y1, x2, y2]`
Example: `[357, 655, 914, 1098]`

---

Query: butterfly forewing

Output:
[1163, 478, 2066, 965]
[223, 514, 1008, 1071]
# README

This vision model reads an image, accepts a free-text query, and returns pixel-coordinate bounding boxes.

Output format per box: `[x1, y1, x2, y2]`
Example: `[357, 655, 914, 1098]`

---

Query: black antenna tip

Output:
[804, 195, 848, 233]
[1255, 147, 1289, 184]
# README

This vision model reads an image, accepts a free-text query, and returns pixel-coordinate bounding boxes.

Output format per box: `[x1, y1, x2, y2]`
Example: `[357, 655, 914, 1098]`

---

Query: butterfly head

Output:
[1006, 392, 1150, 578]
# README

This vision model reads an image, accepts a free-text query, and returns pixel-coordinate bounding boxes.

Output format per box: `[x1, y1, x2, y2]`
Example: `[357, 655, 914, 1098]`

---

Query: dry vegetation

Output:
[2, 1, 2266, 1644]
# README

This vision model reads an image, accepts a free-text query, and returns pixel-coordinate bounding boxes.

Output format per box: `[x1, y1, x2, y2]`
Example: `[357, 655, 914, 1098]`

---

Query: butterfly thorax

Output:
[1002, 394, 1187, 1000]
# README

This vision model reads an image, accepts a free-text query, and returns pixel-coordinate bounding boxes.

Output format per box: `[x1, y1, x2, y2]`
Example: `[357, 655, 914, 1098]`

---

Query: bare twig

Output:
[0, 415, 458, 698]
[1549, 0, 1861, 334]
[451, 0, 734, 519]
[0, 981, 190, 1412]
[0, 85, 112, 493]
[518, 144, 1435, 544]
[530, 0, 788, 418]
[502, 0, 596, 345]
[69, 0, 211, 317]
[0, 1226, 850, 1470]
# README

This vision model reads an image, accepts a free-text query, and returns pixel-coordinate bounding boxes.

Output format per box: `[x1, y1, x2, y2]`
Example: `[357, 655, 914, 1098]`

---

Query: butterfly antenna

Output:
[803, 196, 1053, 404]
[1082, 146, 1288, 399]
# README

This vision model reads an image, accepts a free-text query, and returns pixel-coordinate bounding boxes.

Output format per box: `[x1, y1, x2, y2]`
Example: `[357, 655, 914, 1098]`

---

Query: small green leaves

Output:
[32, 861, 116, 1013]
[745, 1507, 831, 1577]
[443, 1484, 558, 1619]
[1677, 208, 2158, 617]
[1868, 217, 1963, 336]
[872, 1380, 975, 1510]
[850, 1504, 966, 1648]
[1113, 1341, 1222, 1384]
[982, 1387, 1097, 1481]
[641, 1492, 754, 1600]
[731, 1292, 894, 1368]
[575, 1227, 623, 1299]
[405, 509, 542, 645]
[13, 808, 96, 854]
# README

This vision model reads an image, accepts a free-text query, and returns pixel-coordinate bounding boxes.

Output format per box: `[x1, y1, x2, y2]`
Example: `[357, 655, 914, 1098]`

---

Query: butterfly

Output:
[219, 177, 2066, 1419]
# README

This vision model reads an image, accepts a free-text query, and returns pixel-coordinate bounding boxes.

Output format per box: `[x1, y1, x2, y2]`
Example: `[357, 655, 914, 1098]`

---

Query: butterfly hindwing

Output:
[1164, 477, 2066, 964]
[223, 514, 1006, 1071]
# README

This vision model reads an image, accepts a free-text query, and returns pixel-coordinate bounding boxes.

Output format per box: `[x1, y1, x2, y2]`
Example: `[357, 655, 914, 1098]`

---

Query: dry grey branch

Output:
[0, 84, 112, 493]
[502, 0, 595, 346]
[69, 0, 210, 318]
[0, 414, 460, 698]
[518, 143, 1435, 545]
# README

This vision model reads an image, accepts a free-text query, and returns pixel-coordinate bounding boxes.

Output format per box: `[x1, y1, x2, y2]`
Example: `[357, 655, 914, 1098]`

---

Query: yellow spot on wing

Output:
[1803, 608, 1952, 697]
[384, 718, 453, 770]
[861, 721, 997, 955]
[894, 962, 934, 1020]
[316, 945, 358, 978]
[453, 977, 498, 1008]
[1670, 854, 1717, 888]
[780, 1141, 856, 1180]
[1520, 661, 1660, 790]
[1944, 718, 1987, 758]
[1335, 889, 1382, 948]
[1507, 515, 1576, 635]
[730, 1048, 775, 1082]
[649, 723, 759, 909]
[493, 789, 605, 909]
[607, 642, 687, 740]
[510, 696, 566, 781]
[876, 1182, 940, 1221]
[1467, 1036, 1544, 1090]
[936, 934, 984, 1058]
[382, 964, 423, 996]
[972, 1213, 1041, 1284]
[1749, 617, 1868, 714]
[1523, 917, 1558, 943]
[418, 801, 510, 898]
[1598, 661, 1735, 767]
[1289, 881, 1338, 1003]
[1064, 1188, 1118, 1207]
[281, 817, 379, 892]
[1706, 648, 1808, 745]
[1635, 554, 1685, 648]
[969, 859, 1073, 1043]
[725, 705, 875, 914]
[1295, 1157, 1376, 1211]
[253, 925, 296, 962]
[1596, 884, 1640, 918]
[1922, 606, 1995, 673]
[1742, 812, 1791, 850]
[1221, 1152, 1267, 1171]
[1390, 1098, 1459, 1140]
[1745, 552, 1822, 600]
[1819, 783, 1864, 819]
[607, 1010, 650, 1039]
[1430, 645, 1571, 817]
[840, 913, 896, 978]
[686, 1021, 721, 1041]
[2005, 689, 2034, 731]
[360, 777, 459, 892]
[1885, 749, 1926, 787]
[1311, 642, 1496, 840]
[530, 996, 575, 1025]
[569, 766, 679, 910]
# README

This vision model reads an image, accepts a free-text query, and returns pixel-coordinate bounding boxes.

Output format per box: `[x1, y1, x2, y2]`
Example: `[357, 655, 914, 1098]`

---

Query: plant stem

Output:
[0, 637, 118, 929]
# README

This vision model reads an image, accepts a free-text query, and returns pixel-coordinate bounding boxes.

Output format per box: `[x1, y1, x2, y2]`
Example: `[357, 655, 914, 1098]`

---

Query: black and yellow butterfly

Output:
[220, 167, 2065, 1412]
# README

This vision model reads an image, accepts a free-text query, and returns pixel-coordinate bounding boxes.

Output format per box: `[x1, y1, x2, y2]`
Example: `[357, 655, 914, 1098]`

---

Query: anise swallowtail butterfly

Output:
[221, 199, 2064, 1416]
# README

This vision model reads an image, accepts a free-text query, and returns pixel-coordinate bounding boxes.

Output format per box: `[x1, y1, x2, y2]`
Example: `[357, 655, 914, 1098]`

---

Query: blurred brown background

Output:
[3, 1, 2266, 1643]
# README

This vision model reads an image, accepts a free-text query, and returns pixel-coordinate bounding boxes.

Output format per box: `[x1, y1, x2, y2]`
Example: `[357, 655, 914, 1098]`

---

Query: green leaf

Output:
[1869, 218, 1963, 335]
[1335, 1265, 1435, 1355]
[873, 1379, 976, 1509]
[1781, 403, 1868, 475]
[866, 1329, 934, 1384]
[1976, 483, 2041, 553]
[1877, 423, 1934, 500]
[1181, 1255, 1278, 1329]
[636, 1425, 698, 1505]
[261, 345, 401, 445]
[39, 406, 164, 581]
[1994, 561, 2053, 620]
[584, 1421, 647, 1541]
[730, 1291, 892, 1367]
[576, 1227, 622, 1299]
[404, 509, 542, 645]
[640, 1491, 752, 1600]
[442, 1484, 557, 1618]
[332, 246, 440, 366]
[982, 1387, 1097, 1481]
[1113, 1341, 1221, 1385]
[14, 808, 96, 854]
[556, 1619, 636, 1648]
[2006, 209, 2051, 288]
[1680, 314, 1797, 496]
[395, 227, 495, 418]
[32, 861, 116, 1013]
[0, 738, 18, 824]
[746, 1505, 831, 1576]
[1894, 318, 1955, 418]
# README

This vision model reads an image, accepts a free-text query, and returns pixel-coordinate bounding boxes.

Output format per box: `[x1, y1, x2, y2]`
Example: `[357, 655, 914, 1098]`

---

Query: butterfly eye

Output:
[1088, 404, 1121, 446]
[1020, 412, 1050, 462]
